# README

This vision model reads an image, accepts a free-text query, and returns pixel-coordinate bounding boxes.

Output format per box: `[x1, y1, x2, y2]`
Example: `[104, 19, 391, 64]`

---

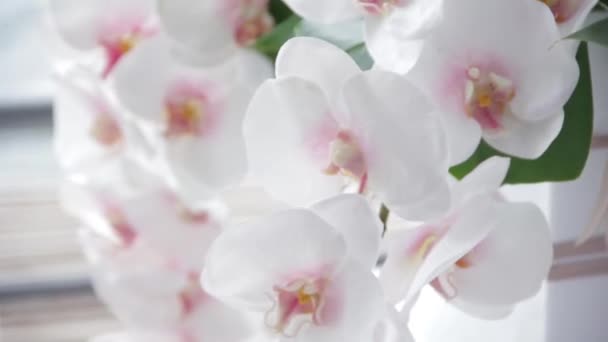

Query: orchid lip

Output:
[230, 0, 274, 46]
[539, 0, 576, 23]
[357, 0, 405, 15]
[163, 80, 217, 138]
[103, 203, 137, 247]
[323, 130, 368, 190]
[463, 66, 515, 132]
[265, 277, 328, 337]
[90, 114, 122, 147]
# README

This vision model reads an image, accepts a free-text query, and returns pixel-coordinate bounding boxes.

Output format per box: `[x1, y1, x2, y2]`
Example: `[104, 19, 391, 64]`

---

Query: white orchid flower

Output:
[405, 0, 579, 161]
[81, 230, 254, 342]
[202, 194, 385, 341]
[62, 177, 226, 271]
[111, 36, 273, 204]
[157, 0, 274, 65]
[281, 0, 443, 73]
[53, 65, 155, 182]
[244, 37, 450, 221]
[380, 157, 554, 319]
[50, 0, 158, 77]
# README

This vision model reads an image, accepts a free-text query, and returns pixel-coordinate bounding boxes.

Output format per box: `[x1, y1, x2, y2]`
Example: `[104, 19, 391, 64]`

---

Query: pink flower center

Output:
[539, 0, 580, 23]
[178, 272, 206, 317]
[463, 66, 515, 131]
[90, 114, 122, 147]
[228, 0, 274, 46]
[357, 0, 406, 15]
[324, 130, 368, 191]
[103, 204, 137, 247]
[164, 81, 218, 138]
[98, 15, 156, 77]
[267, 278, 327, 337]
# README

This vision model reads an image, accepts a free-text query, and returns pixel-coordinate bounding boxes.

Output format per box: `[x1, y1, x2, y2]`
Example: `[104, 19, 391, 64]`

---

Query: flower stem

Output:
[379, 204, 390, 236]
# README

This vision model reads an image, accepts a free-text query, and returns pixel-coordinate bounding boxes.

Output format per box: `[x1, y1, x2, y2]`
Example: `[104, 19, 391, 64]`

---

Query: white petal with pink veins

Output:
[406, 0, 577, 159]
[158, 0, 273, 65]
[243, 77, 344, 206]
[483, 110, 565, 160]
[54, 66, 123, 174]
[342, 69, 451, 220]
[112, 36, 257, 201]
[50, 0, 157, 76]
[202, 204, 385, 341]
[202, 209, 348, 310]
[365, 0, 443, 73]
[449, 202, 553, 307]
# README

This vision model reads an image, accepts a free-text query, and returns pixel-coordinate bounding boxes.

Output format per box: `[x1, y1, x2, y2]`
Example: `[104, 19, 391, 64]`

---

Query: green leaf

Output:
[345, 43, 374, 70]
[567, 17, 608, 46]
[254, 15, 301, 59]
[269, 0, 293, 23]
[450, 43, 593, 184]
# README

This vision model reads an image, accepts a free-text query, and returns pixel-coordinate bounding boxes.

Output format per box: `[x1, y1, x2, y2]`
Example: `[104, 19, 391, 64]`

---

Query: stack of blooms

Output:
[49, 0, 596, 340]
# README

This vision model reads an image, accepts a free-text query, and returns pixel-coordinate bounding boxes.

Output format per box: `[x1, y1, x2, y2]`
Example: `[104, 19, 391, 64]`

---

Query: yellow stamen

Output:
[477, 93, 493, 108]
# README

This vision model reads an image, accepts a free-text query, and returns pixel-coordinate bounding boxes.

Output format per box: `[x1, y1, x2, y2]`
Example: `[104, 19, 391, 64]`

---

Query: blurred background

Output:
[0, 1, 605, 342]
[0, 1, 121, 341]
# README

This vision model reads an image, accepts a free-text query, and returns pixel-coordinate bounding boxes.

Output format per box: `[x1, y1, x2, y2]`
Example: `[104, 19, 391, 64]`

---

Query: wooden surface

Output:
[0, 106, 119, 341]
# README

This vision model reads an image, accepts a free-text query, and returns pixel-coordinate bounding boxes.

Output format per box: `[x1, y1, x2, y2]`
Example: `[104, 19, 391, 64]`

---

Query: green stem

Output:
[379, 204, 390, 236]
[345, 42, 365, 54]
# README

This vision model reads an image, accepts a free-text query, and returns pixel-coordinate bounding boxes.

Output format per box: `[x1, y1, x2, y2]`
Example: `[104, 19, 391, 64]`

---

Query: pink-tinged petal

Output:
[452, 156, 510, 204]
[281, 0, 361, 24]
[112, 37, 251, 200]
[311, 194, 383, 270]
[295, 260, 384, 342]
[162, 82, 249, 202]
[50, 0, 156, 76]
[449, 202, 552, 308]
[365, 0, 443, 73]
[119, 190, 223, 270]
[202, 209, 347, 310]
[276, 37, 360, 107]
[407, 0, 574, 159]
[54, 66, 124, 174]
[158, 0, 273, 64]
[483, 110, 564, 160]
[111, 36, 174, 125]
[243, 77, 345, 206]
[380, 226, 436, 303]
[341, 69, 451, 221]
[543, 0, 598, 36]
[401, 198, 500, 304]
[80, 231, 187, 330]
